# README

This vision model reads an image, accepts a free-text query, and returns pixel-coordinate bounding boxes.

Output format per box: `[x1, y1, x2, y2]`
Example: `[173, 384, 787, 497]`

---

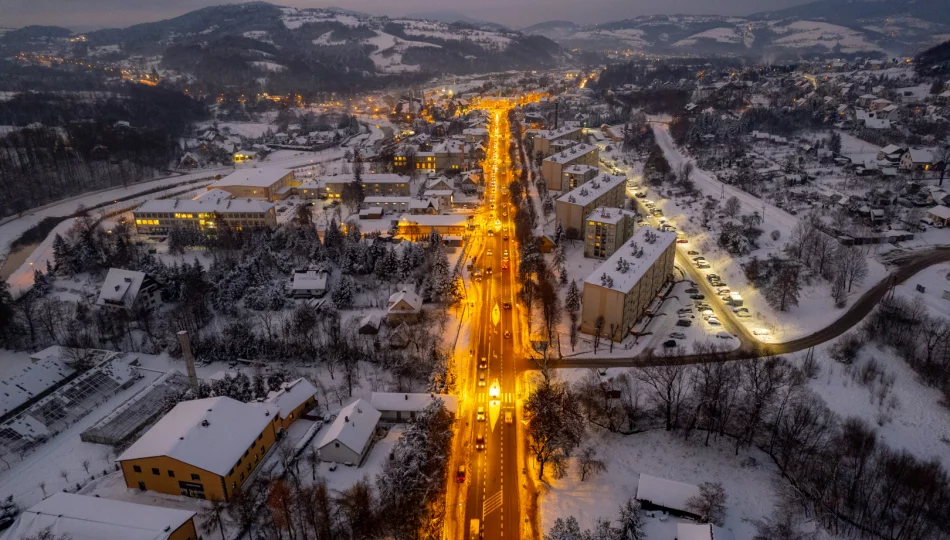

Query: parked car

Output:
[692, 256, 706, 262]
[697, 263, 711, 269]
[687, 250, 700, 256]
[690, 294, 705, 300]
[707, 318, 722, 326]
[676, 319, 692, 327]
[663, 340, 678, 348]
[685, 288, 699, 294]
[669, 332, 686, 339]
[716, 331, 733, 339]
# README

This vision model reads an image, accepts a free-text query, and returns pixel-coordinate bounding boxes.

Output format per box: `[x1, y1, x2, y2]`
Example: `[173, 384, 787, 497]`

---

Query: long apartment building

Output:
[533, 126, 586, 157]
[321, 173, 412, 198]
[133, 190, 277, 234]
[210, 168, 297, 201]
[555, 174, 626, 233]
[585, 207, 638, 259]
[541, 143, 600, 191]
[580, 227, 677, 341]
[562, 164, 599, 192]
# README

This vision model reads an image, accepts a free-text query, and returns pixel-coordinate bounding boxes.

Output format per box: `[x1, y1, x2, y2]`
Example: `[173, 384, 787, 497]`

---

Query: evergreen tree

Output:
[616, 498, 647, 540]
[32, 268, 52, 297]
[332, 276, 355, 308]
[565, 280, 581, 314]
[545, 516, 584, 540]
[51, 234, 69, 274]
[0, 280, 13, 335]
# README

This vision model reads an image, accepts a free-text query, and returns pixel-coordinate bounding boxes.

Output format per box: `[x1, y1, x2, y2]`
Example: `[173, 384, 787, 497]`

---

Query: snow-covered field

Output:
[363, 31, 440, 73]
[772, 21, 882, 53]
[673, 27, 743, 47]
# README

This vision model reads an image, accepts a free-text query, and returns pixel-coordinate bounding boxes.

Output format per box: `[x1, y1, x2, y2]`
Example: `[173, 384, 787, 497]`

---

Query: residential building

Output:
[133, 194, 277, 235]
[901, 149, 935, 171]
[462, 127, 488, 143]
[322, 174, 411, 198]
[370, 392, 459, 422]
[358, 313, 382, 335]
[211, 168, 296, 200]
[415, 151, 436, 171]
[927, 205, 950, 227]
[0, 493, 198, 540]
[364, 196, 412, 214]
[561, 164, 599, 191]
[317, 398, 381, 465]
[635, 473, 702, 519]
[117, 396, 280, 500]
[584, 207, 638, 259]
[397, 214, 470, 239]
[95, 268, 162, 311]
[233, 149, 258, 163]
[264, 378, 318, 432]
[541, 143, 600, 191]
[580, 227, 677, 341]
[676, 523, 735, 540]
[533, 127, 586, 157]
[387, 289, 423, 324]
[290, 269, 328, 298]
[555, 174, 626, 233]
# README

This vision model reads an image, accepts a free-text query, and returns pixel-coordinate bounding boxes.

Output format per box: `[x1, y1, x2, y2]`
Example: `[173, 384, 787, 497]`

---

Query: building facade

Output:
[555, 174, 626, 234]
[584, 207, 638, 259]
[580, 228, 677, 341]
[541, 143, 600, 191]
[533, 127, 586, 157]
[133, 195, 277, 235]
[561, 164, 599, 192]
[211, 168, 297, 200]
[322, 174, 412, 198]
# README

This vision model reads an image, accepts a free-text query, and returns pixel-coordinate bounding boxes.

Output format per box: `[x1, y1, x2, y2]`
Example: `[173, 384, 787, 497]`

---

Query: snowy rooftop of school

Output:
[264, 377, 318, 420]
[318, 398, 381, 454]
[212, 167, 291, 188]
[370, 392, 459, 414]
[324, 173, 411, 184]
[635, 473, 701, 515]
[584, 227, 677, 294]
[136, 192, 275, 214]
[1, 492, 196, 540]
[586, 206, 637, 225]
[117, 396, 279, 476]
[546, 143, 597, 164]
[557, 174, 626, 207]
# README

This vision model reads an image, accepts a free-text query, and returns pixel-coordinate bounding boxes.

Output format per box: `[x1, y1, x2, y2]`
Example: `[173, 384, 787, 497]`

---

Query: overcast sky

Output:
[1, 0, 815, 31]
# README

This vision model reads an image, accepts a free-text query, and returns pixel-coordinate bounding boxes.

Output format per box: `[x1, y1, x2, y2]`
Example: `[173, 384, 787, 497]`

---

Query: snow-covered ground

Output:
[771, 20, 882, 53]
[673, 27, 743, 47]
[363, 31, 440, 73]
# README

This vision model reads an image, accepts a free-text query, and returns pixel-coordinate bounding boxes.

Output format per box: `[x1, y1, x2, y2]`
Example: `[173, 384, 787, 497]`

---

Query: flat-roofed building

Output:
[555, 174, 626, 234]
[211, 168, 296, 200]
[133, 194, 277, 235]
[584, 207, 638, 259]
[323, 174, 412, 198]
[397, 214, 470, 239]
[364, 196, 412, 214]
[370, 392, 458, 422]
[117, 396, 280, 501]
[0, 492, 198, 540]
[580, 227, 676, 341]
[562, 164, 599, 191]
[533, 126, 586, 157]
[542, 143, 600, 191]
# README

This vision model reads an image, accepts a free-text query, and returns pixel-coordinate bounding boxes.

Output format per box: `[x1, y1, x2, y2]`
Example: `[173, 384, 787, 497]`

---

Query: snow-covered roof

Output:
[586, 206, 636, 226]
[635, 473, 700, 514]
[0, 493, 196, 540]
[398, 214, 468, 227]
[557, 174, 626, 207]
[265, 378, 317, 420]
[370, 392, 458, 414]
[906, 149, 933, 163]
[118, 397, 279, 476]
[292, 269, 328, 291]
[928, 205, 950, 220]
[213, 167, 291, 188]
[96, 268, 148, 309]
[136, 196, 275, 215]
[0, 358, 75, 418]
[365, 196, 412, 204]
[545, 143, 597, 165]
[880, 144, 902, 155]
[317, 398, 381, 454]
[676, 523, 734, 540]
[542, 126, 583, 141]
[563, 164, 599, 174]
[337, 173, 410, 184]
[583, 227, 677, 294]
[388, 289, 423, 312]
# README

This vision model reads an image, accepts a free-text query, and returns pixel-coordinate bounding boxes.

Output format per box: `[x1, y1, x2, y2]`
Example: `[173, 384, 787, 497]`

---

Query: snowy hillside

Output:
[771, 20, 882, 53]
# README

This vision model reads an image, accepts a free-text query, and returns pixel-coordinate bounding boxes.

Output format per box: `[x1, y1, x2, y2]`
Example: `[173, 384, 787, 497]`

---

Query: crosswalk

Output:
[483, 490, 504, 516]
[476, 392, 515, 403]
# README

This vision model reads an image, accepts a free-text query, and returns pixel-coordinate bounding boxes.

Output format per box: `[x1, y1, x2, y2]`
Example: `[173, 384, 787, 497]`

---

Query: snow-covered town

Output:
[2, 2, 950, 540]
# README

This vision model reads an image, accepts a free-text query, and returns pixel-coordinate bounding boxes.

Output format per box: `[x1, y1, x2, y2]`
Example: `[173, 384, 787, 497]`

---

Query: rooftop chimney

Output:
[177, 331, 198, 387]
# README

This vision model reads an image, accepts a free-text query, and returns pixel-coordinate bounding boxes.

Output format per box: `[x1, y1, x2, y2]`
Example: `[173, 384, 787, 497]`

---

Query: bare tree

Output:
[835, 246, 868, 292]
[765, 265, 801, 311]
[201, 498, 229, 540]
[636, 363, 689, 431]
[577, 445, 607, 481]
[593, 315, 605, 353]
[723, 196, 741, 219]
[686, 481, 728, 525]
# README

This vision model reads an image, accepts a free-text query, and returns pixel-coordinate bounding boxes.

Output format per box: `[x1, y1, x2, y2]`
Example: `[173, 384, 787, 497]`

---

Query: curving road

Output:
[551, 246, 950, 368]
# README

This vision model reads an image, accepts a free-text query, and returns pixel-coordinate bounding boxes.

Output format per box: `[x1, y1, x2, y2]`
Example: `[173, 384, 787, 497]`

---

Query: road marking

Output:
[483, 490, 504, 516]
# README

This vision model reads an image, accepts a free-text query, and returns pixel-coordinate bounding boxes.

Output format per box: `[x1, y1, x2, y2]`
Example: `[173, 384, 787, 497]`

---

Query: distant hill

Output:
[751, 0, 950, 27]
[403, 10, 509, 31]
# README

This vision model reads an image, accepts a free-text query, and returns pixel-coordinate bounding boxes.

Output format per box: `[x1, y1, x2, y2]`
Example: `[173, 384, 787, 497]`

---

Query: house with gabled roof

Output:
[96, 268, 161, 311]
[317, 398, 381, 465]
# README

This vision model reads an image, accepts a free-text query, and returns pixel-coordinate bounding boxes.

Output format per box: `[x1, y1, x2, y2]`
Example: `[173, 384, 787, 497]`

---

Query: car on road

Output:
[696, 262, 711, 269]
[716, 331, 733, 339]
[635, 192, 647, 198]
[735, 311, 751, 318]
[663, 340, 678, 348]
[477, 406, 486, 421]
[669, 332, 686, 339]
[706, 273, 720, 280]
[690, 294, 705, 300]
[676, 319, 692, 327]
[687, 251, 700, 256]
[502, 302, 512, 310]
[479, 357, 487, 369]
[685, 288, 699, 294]
[487, 249, 492, 256]
[505, 412, 513, 424]
[475, 435, 485, 451]
[504, 331, 512, 339]
[457, 465, 466, 483]
[653, 209, 664, 217]
[503, 250, 509, 257]
[502, 235, 509, 241]
[478, 374, 486, 387]
[707, 318, 722, 326]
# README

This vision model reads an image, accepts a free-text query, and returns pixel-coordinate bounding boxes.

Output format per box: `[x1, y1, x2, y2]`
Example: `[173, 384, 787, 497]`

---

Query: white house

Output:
[291, 269, 328, 298]
[387, 289, 423, 323]
[370, 392, 458, 421]
[95, 268, 161, 311]
[317, 399, 381, 465]
[901, 149, 934, 171]
[927, 205, 950, 227]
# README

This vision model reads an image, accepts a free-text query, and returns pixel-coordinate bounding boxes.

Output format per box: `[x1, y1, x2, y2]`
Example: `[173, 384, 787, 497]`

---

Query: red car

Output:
[457, 465, 466, 483]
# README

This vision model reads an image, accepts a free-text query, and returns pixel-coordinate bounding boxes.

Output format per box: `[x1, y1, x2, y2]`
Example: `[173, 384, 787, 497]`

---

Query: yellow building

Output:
[0, 492, 199, 540]
[118, 396, 280, 501]
[555, 174, 627, 234]
[132, 190, 277, 235]
[542, 143, 600, 191]
[581, 227, 677, 341]
[211, 168, 297, 200]
[534, 126, 586, 157]
[264, 377, 318, 432]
